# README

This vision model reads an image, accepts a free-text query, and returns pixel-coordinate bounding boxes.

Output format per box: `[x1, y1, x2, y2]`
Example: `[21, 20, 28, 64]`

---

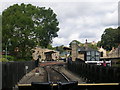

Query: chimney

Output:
[112, 47, 115, 50]
[85, 39, 88, 50]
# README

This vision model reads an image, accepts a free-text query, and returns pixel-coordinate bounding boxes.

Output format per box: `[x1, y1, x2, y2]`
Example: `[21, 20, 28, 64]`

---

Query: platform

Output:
[18, 66, 84, 84]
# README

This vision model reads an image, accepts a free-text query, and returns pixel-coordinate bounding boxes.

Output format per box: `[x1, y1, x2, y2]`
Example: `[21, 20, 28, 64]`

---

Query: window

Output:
[87, 51, 90, 55]
[91, 51, 95, 56]
[87, 56, 91, 61]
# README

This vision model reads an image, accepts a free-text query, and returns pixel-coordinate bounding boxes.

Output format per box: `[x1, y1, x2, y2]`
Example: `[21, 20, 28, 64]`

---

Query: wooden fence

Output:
[67, 59, 120, 83]
[2, 61, 35, 90]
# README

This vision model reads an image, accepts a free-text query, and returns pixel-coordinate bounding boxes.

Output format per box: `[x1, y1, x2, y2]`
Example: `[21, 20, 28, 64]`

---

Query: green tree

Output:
[55, 45, 64, 54]
[69, 40, 81, 47]
[115, 26, 120, 44]
[97, 41, 101, 47]
[47, 44, 54, 50]
[100, 28, 118, 51]
[71, 40, 81, 44]
[88, 43, 97, 50]
[2, 3, 59, 60]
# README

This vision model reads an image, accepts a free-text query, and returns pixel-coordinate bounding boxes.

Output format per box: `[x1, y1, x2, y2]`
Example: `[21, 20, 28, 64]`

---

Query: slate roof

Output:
[78, 46, 98, 52]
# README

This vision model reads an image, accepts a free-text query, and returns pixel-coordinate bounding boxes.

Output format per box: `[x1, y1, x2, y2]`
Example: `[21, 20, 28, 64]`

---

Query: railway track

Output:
[44, 65, 70, 83]
[18, 65, 120, 90]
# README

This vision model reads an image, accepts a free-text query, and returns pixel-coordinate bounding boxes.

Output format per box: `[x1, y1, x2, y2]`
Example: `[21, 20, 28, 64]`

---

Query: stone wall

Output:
[98, 47, 107, 57]
[32, 47, 59, 61]
[71, 41, 78, 61]
[108, 46, 120, 58]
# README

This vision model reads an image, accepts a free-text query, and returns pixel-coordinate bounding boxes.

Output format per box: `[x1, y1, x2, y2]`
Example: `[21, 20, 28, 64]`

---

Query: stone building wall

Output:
[71, 41, 78, 61]
[32, 47, 59, 61]
[77, 54, 84, 60]
[98, 47, 107, 57]
[108, 46, 120, 58]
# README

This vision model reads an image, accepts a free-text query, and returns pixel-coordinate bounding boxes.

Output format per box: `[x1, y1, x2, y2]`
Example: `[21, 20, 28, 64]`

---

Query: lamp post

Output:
[118, 44, 120, 57]
[5, 39, 11, 59]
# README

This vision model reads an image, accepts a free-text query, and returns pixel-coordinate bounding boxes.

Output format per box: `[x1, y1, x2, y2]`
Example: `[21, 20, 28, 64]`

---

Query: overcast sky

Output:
[0, 0, 119, 46]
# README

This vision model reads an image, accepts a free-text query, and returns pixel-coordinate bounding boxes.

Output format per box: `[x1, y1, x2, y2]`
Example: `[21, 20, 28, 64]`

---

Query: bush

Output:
[1, 55, 31, 61]
[0, 58, 8, 62]
[2, 55, 15, 61]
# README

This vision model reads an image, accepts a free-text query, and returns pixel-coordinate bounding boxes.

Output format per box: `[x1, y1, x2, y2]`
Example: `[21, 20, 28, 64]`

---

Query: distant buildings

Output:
[32, 40, 120, 62]
[32, 47, 59, 62]
[70, 40, 100, 61]
[63, 40, 100, 62]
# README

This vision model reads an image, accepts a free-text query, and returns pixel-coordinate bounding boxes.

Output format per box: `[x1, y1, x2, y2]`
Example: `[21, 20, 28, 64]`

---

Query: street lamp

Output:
[5, 39, 11, 59]
[118, 44, 120, 57]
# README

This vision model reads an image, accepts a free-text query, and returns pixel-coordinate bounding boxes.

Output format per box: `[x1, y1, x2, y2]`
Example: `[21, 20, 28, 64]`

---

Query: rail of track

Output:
[18, 65, 120, 90]
[44, 66, 70, 83]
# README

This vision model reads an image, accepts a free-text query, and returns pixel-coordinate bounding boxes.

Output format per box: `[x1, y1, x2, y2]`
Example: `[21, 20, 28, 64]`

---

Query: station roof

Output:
[78, 46, 98, 52]
[63, 46, 72, 50]
[44, 50, 56, 54]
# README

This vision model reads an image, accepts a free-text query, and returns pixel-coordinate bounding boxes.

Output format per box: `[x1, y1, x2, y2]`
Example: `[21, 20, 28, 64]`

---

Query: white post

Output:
[5, 45, 7, 59]
[25, 66, 28, 75]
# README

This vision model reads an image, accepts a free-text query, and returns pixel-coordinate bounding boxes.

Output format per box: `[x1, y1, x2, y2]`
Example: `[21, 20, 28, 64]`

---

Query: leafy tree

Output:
[2, 3, 59, 60]
[71, 40, 81, 44]
[55, 45, 64, 54]
[69, 40, 81, 47]
[97, 41, 101, 47]
[47, 44, 54, 50]
[88, 43, 97, 50]
[115, 26, 120, 44]
[100, 28, 118, 51]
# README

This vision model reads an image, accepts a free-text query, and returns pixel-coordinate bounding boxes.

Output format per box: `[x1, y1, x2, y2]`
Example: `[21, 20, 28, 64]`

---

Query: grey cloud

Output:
[80, 31, 97, 38]
[1, 1, 118, 46]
